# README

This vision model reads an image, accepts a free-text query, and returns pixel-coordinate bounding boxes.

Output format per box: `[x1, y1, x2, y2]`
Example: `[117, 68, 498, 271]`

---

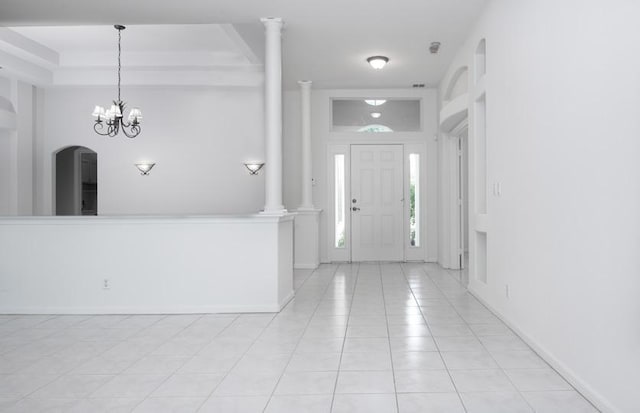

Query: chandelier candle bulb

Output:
[92, 106, 105, 119]
[128, 108, 142, 123]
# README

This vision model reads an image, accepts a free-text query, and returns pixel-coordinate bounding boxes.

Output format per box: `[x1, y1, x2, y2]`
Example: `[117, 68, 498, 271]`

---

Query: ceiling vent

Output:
[429, 41, 441, 54]
[412, 83, 425, 88]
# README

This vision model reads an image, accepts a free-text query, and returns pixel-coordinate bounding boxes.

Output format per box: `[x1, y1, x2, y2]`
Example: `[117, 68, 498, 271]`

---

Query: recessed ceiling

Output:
[10, 25, 238, 53]
[0, 0, 488, 89]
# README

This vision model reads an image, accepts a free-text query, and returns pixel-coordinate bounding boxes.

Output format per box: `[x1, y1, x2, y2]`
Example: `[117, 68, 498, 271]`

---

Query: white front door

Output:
[351, 144, 404, 261]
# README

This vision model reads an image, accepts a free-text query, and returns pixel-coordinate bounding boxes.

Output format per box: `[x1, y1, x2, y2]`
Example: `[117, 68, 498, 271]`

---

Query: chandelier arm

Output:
[94, 121, 112, 136]
[121, 124, 141, 139]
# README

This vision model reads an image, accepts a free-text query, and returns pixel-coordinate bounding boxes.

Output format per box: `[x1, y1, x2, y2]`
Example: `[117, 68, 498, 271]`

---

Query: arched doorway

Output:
[54, 146, 97, 216]
[439, 65, 470, 276]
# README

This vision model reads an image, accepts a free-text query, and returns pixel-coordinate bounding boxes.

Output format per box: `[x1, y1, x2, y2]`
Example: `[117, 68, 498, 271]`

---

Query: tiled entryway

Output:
[0, 263, 598, 412]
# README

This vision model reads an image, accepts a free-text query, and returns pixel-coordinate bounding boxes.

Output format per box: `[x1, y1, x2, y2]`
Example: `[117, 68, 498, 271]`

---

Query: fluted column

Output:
[298, 80, 314, 209]
[261, 17, 286, 214]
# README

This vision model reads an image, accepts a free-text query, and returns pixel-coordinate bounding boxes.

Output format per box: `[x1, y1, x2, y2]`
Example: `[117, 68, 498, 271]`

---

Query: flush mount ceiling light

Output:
[92, 25, 142, 139]
[364, 99, 387, 106]
[370, 112, 382, 119]
[367, 55, 389, 70]
[135, 163, 155, 175]
[244, 162, 265, 175]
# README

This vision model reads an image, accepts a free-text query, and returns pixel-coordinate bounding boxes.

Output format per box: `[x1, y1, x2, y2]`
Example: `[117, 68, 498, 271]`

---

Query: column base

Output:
[293, 208, 322, 269]
[296, 205, 317, 212]
[260, 208, 288, 215]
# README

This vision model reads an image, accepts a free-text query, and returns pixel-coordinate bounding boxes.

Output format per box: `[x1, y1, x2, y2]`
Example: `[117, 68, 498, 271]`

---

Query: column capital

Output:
[261, 17, 284, 29]
[298, 80, 312, 87]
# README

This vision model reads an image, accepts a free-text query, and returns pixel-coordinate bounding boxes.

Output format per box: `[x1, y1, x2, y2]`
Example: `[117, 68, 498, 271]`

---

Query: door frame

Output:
[444, 120, 469, 270]
[327, 141, 427, 262]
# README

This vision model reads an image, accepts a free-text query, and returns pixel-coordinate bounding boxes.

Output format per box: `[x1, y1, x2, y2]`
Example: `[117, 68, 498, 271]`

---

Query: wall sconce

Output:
[244, 162, 265, 175]
[135, 163, 156, 175]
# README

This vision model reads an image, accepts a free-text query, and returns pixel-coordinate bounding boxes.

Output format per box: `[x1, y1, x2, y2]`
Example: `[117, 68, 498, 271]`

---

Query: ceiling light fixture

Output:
[367, 56, 389, 70]
[370, 112, 382, 119]
[92, 25, 142, 139]
[364, 99, 387, 106]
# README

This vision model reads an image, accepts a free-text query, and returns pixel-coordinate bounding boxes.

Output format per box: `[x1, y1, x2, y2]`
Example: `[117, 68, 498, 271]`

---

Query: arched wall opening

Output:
[53, 146, 97, 216]
[443, 66, 469, 103]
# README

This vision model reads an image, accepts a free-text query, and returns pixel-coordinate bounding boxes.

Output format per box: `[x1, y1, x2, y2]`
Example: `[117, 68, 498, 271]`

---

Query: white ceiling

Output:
[0, 0, 488, 89]
[10, 25, 238, 53]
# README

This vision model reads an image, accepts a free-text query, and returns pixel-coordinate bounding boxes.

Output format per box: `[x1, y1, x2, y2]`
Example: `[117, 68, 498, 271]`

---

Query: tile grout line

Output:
[190, 310, 281, 412]
[425, 264, 537, 412]
[440, 265, 601, 412]
[119, 314, 209, 412]
[11, 314, 170, 408]
[261, 264, 342, 412]
[378, 263, 401, 413]
[400, 263, 469, 413]
[328, 262, 360, 413]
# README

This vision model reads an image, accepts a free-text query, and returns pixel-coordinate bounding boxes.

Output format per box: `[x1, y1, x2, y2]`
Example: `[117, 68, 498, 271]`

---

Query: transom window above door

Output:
[331, 98, 421, 132]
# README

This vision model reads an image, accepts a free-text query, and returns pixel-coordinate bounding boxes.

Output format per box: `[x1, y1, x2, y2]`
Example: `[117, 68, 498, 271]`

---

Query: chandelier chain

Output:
[117, 27, 122, 102]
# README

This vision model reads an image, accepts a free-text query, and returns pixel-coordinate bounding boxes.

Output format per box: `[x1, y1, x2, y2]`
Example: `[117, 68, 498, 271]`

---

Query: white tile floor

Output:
[0, 263, 599, 412]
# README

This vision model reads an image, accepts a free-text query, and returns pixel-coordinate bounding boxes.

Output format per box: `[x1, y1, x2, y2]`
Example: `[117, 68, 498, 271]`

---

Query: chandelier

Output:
[92, 25, 142, 138]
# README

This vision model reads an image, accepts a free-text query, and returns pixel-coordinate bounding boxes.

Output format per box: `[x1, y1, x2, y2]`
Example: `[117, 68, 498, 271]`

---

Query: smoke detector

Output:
[429, 42, 441, 54]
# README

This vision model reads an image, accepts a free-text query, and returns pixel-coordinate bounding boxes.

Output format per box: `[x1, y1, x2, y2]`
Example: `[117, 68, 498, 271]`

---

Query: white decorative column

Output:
[261, 17, 286, 214]
[294, 80, 321, 269]
[298, 80, 314, 210]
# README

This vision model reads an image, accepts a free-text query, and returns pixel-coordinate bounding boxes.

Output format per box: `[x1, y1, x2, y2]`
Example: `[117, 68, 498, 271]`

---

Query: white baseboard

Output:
[468, 287, 616, 413]
[278, 291, 295, 310]
[294, 263, 319, 269]
[0, 303, 285, 315]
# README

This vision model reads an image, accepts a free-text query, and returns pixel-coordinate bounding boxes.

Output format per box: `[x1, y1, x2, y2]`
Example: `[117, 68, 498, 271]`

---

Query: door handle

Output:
[352, 207, 360, 211]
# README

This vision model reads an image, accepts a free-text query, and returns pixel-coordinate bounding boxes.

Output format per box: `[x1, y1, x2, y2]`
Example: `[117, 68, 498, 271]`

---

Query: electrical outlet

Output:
[505, 284, 510, 299]
[493, 182, 502, 196]
[103, 279, 110, 290]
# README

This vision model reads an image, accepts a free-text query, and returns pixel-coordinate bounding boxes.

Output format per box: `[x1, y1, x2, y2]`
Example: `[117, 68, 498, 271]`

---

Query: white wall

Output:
[284, 88, 438, 263]
[0, 215, 294, 313]
[462, 134, 468, 252]
[15, 82, 34, 215]
[0, 77, 33, 216]
[0, 131, 11, 214]
[37, 86, 265, 215]
[283, 89, 302, 210]
[440, 1, 640, 411]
